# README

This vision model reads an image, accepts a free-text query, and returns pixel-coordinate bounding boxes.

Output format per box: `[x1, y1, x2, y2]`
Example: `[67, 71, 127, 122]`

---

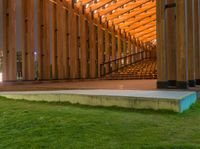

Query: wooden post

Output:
[194, 0, 200, 84]
[56, 0, 68, 79]
[70, 10, 79, 79]
[98, 24, 103, 77]
[166, 0, 176, 86]
[89, 22, 97, 79]
[38, 0, 50, 80]
[122, 32, 127, 64]
[51, 2, 57, 79]
[2, 0, 17, 81]
[156, 0, 168, 88]
[111, 26, 116, 71]
[117, 29, 122, 67]
[176, 0, 188, 89]
[105, 29, 110, 74]
[127, 34, 131, 64]
[187, 0, 196, 87]
[21, 0, 35, 81]
[80, 11, 87, 79]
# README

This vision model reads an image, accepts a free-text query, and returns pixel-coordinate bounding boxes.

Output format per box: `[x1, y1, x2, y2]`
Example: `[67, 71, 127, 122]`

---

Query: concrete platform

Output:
[0, 90, 197, 113]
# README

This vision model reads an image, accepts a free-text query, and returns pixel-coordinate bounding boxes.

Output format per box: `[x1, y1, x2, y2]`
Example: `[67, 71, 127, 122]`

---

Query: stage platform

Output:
[0, 90, 197, 113]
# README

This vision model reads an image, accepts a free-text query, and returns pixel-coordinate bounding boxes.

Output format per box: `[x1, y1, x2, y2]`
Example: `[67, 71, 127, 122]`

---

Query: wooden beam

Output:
[2, 0, 17, 81]
[89, 21, 97, 78]
[98, 24, 104, 77]
[21, 0, 35, 80]
[187, 0, 195, 87]
[176, 0, 188, 89]
[156, 0, 167, 88]
[38, 0, 50, 80]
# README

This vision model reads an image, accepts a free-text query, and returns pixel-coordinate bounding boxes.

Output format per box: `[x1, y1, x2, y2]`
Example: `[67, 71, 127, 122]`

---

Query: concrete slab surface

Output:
[0, 90, 197, 113]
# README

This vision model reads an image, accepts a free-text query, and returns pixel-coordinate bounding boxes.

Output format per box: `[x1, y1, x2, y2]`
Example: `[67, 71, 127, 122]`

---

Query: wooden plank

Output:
[187, 0, 195, 87]
[98, 24, 104, 77]
[156, 0, 168, 88]
[51, 2, 58, 79]
[111, 26, 116, 71]
[194, 0, 200, 84]
[127, 35, 131, 64]
[38, 0, 50, 80]
[56, 0, 66, 79]
[21, 0, 35, 81]
[166, 0, 176, 86]
[105, 29, 110, 74]
[80, 14, 87, 79]
[2, 0, 17, 81]
[176, 0, 188, 89]
[117, 29, 122, 67]
[89, 21, 97, 78]
[70, 10, 79, 79]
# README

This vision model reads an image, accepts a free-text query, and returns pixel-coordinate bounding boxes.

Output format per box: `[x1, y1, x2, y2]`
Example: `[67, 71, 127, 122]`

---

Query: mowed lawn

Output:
[0, 97, 200, 149]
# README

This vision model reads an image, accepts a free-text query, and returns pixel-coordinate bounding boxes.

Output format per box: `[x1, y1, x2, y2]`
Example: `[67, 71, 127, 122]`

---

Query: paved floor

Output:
[0, 80, 157, 91]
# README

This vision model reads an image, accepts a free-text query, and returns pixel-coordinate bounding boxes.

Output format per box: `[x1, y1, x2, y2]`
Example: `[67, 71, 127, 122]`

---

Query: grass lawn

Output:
[0, 97, 200, 149]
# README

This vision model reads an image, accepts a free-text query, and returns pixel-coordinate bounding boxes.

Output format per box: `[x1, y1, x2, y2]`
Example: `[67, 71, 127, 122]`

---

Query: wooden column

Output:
[176, 0, 188, 89]
[122, 32, 127, 65]
[89, 22, 97, 79]
[156, 0, 168, 88]
[98, 25, 103, 77]
[70, 10, 79, 79]
[52, 2, 57, 79]
[21, 0, 35, 81]
[117, 29, 122, 67]
[166, 0, 176, 86]
[187, 0, 196, 87]
[105, 29, 110, 74]
[127, 34, 131, 64]
[111, 26, 116, 71]
[38, 0, 50, 80]
[56, 0, 68, 79]
[194, 0, 200, 84]
[2, 0, 17, 81]
[80, 13, 87, 79]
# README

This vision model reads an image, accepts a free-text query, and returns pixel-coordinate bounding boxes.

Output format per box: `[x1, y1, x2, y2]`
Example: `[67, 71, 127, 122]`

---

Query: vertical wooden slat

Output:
[56, 0, 66, 79]
[166, 0, 176, 86]
[127, 34, 131, 64]
[117, 29, 122, 67]
[176, 0, 188, 89]
[156, 0, 168, 88]
[80, 14, 87, 79]
[111, 26, 116, 71]
[89, 22, 96, 78]
[52, 2, 57, 79]
[98, 24, 103, 77]
[194, 0, 200, 84]
[38, 0, 50, 80]
[187, 0, 195, 87]
[21, 0, 35, 81]
[2, 0, 17, 81]
[70, 11, 78, 79]
[105, 29, 110, 74]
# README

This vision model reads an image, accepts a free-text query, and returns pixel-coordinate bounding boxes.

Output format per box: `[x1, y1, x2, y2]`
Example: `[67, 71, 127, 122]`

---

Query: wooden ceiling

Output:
[72, 0, 156, 44]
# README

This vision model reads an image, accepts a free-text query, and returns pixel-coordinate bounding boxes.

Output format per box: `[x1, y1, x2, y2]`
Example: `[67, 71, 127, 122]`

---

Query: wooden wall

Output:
[157, 0, 200, 89]
[1, 0, 155, 82]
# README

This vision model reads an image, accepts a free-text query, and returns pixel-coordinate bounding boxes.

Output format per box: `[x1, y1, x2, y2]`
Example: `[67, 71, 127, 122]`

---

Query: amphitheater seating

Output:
[104, 59, 157, 80]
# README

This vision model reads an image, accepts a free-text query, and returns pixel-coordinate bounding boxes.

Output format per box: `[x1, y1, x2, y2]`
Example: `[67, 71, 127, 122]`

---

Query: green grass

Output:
[0, 97, 200, 149]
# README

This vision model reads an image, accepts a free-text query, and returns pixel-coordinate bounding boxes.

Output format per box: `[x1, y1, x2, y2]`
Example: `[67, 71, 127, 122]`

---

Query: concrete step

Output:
[0, 90, 197, 113]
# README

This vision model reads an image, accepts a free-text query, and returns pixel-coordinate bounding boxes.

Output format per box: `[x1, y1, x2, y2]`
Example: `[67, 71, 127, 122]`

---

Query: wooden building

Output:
[0, 0, 200, 89]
